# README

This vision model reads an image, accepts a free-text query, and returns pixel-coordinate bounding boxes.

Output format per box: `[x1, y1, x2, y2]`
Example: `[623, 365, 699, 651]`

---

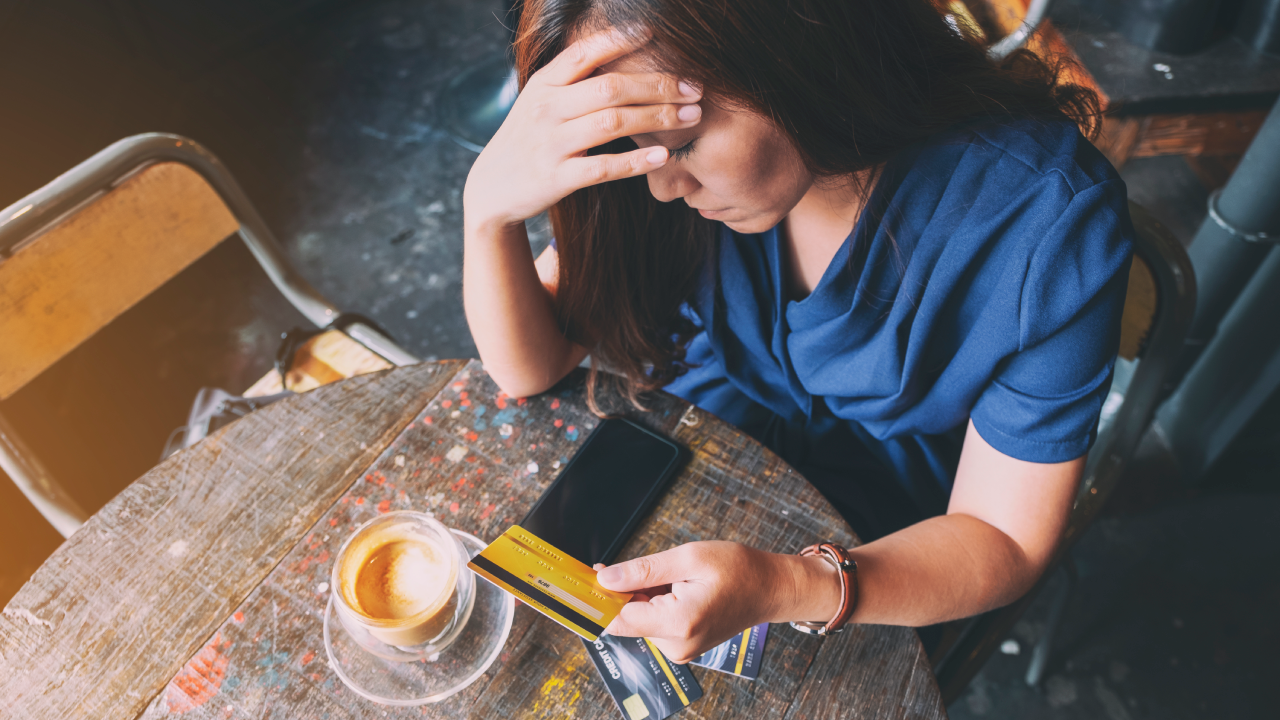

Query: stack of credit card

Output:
[583, 635, 702, 720]
[691, 622, 769, 680]
[470, 526, 770, 719]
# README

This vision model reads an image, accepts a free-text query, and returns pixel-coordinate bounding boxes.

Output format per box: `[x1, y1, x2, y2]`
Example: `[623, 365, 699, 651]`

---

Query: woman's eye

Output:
[668, 139, 696, 161]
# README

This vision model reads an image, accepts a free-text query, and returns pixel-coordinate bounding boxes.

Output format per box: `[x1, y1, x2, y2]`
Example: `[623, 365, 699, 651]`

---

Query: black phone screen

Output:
[521, 418, 685, 566]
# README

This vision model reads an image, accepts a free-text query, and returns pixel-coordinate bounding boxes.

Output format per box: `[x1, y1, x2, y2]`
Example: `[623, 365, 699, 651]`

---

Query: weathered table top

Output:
[1, 360, 946, 719]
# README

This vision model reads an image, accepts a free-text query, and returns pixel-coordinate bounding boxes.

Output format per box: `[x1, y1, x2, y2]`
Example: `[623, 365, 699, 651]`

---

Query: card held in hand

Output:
[467, 525, 632, 641]
[583, 635, 703, 720]
[690, 622, 769, 680]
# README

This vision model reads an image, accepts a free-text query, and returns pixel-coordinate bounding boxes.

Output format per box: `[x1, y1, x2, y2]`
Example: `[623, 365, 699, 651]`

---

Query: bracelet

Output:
[789, 542, 858, 636]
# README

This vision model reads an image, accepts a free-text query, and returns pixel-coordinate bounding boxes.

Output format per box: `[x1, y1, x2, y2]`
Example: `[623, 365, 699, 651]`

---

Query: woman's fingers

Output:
[604, 589, 717, 664]
[559, 145, 668, 188]
[538, 28, 650, 87]
[558, 102, 700, 153]
[462, 28, 691, 226]
[555, 73, 701, 121]
[604, 594, 673, 638]
[597, 543, 773, 664]
[596, 545, 698, 592]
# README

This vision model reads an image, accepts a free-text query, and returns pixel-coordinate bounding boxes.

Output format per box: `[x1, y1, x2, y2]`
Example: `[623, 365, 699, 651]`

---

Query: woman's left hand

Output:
[595, 541, 838, 663]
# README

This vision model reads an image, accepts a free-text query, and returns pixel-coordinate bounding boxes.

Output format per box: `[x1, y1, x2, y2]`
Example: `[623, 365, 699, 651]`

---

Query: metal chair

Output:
[930, 201, 1197, 703]
[0, 133, 418, 538]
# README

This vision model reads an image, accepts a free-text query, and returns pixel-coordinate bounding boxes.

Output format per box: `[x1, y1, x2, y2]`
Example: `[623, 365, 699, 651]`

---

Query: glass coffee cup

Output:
[331, 511, 476, 660]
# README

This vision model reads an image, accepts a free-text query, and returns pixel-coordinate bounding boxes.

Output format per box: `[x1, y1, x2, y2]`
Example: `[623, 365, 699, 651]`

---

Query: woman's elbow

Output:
[965, 518, 1056, 613]
[480, 359, 568, 400]
[485, 370, 553, 400]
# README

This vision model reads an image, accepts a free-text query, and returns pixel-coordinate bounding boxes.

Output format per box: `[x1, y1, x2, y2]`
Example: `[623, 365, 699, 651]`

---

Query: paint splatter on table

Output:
[0, 360, 946, 719]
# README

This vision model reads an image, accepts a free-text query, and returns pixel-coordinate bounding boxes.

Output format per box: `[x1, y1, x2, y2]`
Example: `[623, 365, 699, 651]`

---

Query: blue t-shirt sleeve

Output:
[970, 179, 1133, 463]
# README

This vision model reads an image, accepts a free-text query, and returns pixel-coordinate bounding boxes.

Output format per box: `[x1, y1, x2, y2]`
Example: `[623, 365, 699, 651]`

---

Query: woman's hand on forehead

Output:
[545, 29, 697, 121]
[463, 28, 702, 231]
[541, 27, 651, 85]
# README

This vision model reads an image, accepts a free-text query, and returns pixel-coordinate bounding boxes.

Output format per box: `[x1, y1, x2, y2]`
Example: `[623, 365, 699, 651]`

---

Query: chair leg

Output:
[1025, 556, 1079, 688]
[0, 411, 87, 538]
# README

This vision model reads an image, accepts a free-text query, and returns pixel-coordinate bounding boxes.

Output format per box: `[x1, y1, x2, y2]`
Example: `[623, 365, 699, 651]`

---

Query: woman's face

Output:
[600, 55, 814, 234]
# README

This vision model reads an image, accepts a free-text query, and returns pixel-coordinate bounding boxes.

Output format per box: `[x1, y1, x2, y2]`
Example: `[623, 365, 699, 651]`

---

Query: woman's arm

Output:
[598, 419, 1081, 662]
[843, 418, 1080, 625]
[461, 29, 703, 397]
[463, 224, 588, 398]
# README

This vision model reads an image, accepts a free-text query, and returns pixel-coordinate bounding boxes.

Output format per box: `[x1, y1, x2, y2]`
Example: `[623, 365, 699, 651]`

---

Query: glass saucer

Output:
[323, 529, 514, 705]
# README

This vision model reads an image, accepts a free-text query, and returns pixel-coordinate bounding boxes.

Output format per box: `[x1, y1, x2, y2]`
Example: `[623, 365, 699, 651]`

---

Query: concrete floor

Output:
[2, 0, 1278, 717]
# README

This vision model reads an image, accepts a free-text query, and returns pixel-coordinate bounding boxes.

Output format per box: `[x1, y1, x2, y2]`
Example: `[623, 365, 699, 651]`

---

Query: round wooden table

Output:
[0, 361, 947, 719]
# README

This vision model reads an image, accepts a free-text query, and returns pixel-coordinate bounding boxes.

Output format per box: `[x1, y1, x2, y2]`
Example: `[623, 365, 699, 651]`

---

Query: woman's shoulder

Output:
[915, 115, 1119, 196]
[882, 116, 1130, 258]
[884, 116, 1133, 337]
[886, 115, 1130, 253]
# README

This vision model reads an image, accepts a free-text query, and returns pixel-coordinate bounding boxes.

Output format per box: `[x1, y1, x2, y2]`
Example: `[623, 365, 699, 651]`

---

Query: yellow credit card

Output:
[468, 525, 633, 640]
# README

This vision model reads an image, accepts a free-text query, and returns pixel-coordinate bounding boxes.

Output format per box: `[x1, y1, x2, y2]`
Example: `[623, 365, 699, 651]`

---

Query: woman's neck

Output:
[781, 173, 871, 300]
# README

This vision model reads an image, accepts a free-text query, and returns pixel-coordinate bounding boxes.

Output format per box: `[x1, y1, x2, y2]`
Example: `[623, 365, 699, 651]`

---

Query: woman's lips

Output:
[696, 207, 728, 219]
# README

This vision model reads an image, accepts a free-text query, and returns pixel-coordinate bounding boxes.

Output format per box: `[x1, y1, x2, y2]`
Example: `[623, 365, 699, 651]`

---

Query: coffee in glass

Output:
[332, 511, 475, 657]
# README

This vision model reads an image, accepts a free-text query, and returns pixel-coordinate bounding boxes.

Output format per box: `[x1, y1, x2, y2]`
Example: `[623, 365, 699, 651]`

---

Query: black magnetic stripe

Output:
[470, 555, 605, 636]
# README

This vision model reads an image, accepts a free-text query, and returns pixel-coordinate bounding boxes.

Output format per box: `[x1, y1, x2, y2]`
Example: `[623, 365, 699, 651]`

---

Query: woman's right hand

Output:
[462, 29, 703, 233]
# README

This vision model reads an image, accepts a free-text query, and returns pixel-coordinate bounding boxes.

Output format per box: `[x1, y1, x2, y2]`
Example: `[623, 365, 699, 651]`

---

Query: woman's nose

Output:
[646, 165, 697, 204]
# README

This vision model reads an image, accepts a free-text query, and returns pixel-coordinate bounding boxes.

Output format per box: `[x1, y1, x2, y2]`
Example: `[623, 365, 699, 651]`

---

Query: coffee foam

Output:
[355, 539, 453, 619]
[338, 520, 459, 631]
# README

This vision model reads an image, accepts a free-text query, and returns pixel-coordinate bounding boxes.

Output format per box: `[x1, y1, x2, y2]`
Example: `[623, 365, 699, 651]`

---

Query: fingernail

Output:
[678, 81, 698, 97]
[677, 104, 701, 122]
[646, 148, 667, 164]
[598, 566, 623, 584]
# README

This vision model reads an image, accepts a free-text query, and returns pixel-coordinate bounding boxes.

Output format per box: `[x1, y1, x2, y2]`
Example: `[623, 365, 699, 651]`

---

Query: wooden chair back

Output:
[0, 134, 416, 539]
[0, 163, 239, 401]
[1119, 255, 1157, 362]
[0, 133, 422, 540]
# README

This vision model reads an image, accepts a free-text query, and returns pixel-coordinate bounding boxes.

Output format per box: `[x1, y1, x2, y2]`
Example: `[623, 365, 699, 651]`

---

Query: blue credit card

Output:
[690, 623, 769, 680]
[583, 635, 702, 719]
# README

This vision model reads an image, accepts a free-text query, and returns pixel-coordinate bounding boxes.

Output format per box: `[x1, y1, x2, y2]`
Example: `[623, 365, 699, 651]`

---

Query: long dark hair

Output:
[514, 0, 1100, 411]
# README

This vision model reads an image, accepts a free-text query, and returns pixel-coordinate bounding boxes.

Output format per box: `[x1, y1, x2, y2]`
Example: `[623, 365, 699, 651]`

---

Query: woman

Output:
[463, 0, 1131, 663]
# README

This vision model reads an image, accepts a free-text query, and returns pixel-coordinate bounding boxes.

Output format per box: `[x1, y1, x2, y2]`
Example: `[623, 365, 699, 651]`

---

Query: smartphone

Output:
[521, 418, 687, 566]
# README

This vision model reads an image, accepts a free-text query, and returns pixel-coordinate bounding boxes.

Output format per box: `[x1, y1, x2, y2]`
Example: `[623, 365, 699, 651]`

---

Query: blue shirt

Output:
[664, 118, 1134, 540]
